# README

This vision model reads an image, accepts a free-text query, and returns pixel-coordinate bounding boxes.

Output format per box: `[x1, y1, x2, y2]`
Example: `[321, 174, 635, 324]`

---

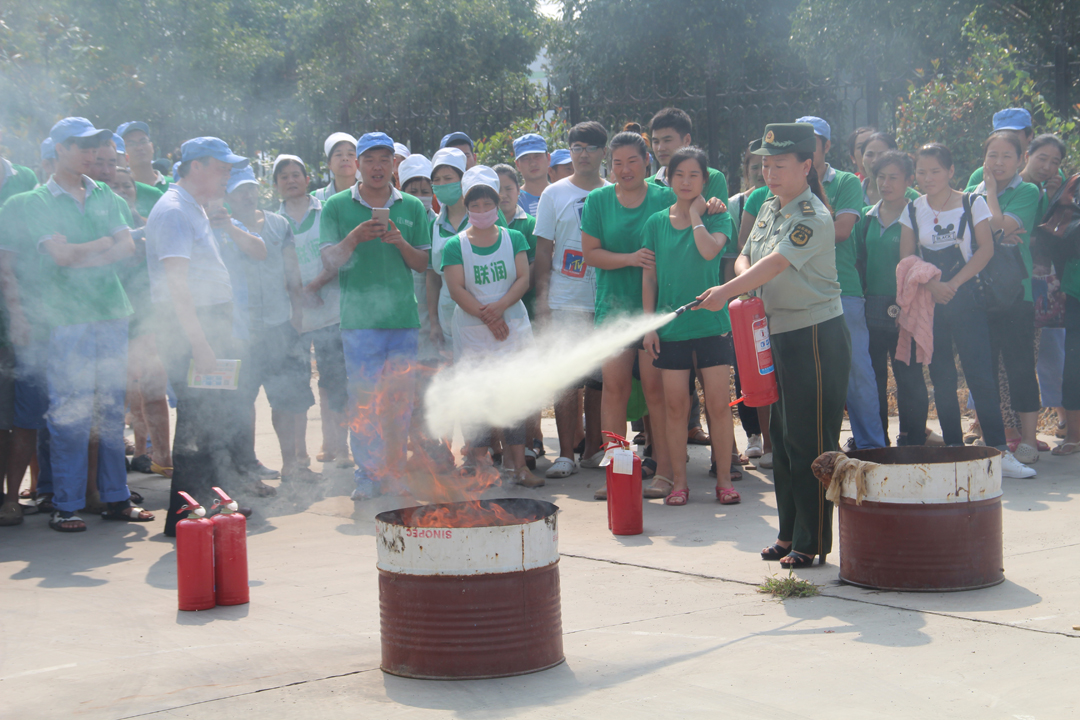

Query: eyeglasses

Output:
[569, 145, 603, 155]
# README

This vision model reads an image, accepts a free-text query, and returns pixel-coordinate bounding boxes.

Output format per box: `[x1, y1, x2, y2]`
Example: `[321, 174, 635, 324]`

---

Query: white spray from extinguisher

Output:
[424, 305, 693, 439]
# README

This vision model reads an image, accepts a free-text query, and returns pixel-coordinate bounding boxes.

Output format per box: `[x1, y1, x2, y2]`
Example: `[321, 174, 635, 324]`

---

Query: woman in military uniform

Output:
[695, 122, 850, 569]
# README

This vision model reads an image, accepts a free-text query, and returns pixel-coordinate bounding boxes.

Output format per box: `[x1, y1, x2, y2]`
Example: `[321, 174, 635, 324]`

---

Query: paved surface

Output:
[2, 391, 1078, 719]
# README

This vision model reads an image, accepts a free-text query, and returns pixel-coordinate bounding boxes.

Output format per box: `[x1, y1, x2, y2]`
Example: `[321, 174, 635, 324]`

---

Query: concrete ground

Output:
[1, 391, 1078, 720]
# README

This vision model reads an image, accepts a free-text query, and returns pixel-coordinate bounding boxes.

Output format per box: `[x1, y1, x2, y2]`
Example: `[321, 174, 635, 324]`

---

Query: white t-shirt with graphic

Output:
[533, 176, 608, 312]
[900, 194, 991, 262]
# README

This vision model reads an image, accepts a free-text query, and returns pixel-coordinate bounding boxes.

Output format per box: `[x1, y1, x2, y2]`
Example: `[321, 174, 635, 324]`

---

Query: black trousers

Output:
[770, 315, 850, 557]
[157, 302, 255, 536]
[987, 300, 1040, 413]
[1064, 296, 1080, 411]
[867, 327, 930, 445]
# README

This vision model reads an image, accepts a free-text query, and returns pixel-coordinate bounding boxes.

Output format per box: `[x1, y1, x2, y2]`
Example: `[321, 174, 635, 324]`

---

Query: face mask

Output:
[432, 181, 462, 206]
[469, 208, 499, 229]
[418, 195, 434, 211]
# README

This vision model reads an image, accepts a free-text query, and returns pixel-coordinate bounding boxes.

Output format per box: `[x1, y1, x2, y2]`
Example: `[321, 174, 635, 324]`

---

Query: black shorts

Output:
[243, 321, 316, 414]
[653, 334, 733, 371]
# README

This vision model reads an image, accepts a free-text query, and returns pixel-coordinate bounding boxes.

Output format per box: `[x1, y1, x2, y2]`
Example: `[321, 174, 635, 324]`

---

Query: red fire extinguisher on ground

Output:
[602, 431, 643, 536]
[210, 487, 249, 606]
[729, 294, 780, 407]
[176, 491, 216, 611]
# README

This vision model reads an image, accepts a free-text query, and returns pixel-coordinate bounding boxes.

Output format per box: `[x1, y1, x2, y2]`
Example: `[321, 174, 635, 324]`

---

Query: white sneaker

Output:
[579, 449, 606, 469]
[1000, 451, 1036, 479]
[745, 434, 764, 458]
[756, 451, 773, 469]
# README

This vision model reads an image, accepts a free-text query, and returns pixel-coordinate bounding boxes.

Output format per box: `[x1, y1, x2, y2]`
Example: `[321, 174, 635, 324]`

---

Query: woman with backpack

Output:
[970, 131, 1043, 463]
[898, 143, 1035, 478]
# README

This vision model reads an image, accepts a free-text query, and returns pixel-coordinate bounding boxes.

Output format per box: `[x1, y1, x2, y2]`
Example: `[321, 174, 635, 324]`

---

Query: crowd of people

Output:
[0, 105, 1075, 569]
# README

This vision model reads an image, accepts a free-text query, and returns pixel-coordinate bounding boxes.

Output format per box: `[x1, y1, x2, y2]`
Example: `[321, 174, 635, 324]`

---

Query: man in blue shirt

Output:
[513, 133, 549, 215]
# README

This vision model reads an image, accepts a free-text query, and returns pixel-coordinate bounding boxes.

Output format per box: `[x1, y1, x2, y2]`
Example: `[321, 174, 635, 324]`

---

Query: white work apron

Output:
[450, 227, 533, 362]
[431, 218, 460, 346]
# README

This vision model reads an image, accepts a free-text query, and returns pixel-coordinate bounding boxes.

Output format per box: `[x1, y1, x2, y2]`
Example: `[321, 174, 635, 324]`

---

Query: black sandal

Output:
[761, 543, 791, 561]
[641, 457, 657, 480]
[101, 501, 155, 522]
[779, 551, 826, 569]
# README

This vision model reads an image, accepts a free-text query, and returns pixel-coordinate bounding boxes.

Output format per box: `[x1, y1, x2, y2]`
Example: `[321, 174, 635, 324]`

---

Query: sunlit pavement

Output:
[1, 387, 1077, 719]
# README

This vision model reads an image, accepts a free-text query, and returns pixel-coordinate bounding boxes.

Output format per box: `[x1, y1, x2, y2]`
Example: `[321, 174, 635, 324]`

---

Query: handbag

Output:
[1032, 270, 1066, 328]
[864, 294, 900, 330]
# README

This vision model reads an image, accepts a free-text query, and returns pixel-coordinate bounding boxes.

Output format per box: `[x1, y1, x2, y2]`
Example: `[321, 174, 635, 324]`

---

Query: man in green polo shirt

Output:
[24, 117, 149, 533]
[319, 132, 430, 500]
[117, 121, 170, 216]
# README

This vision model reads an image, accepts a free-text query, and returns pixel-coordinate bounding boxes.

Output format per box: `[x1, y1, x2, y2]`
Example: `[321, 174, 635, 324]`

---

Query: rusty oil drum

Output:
[838, 446, 1004, 592]
[375, 498, 564, 679]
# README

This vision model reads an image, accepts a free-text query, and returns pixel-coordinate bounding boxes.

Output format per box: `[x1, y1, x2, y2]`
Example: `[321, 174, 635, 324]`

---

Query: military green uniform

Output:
[743, 123, 851, 560]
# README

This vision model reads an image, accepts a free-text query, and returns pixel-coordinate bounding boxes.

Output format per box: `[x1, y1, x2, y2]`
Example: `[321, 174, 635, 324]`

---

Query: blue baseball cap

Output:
[172, 161, 181, 182]
[795, 116, 831, 142]
[993, 108, 1032, 131]
[549, 148, 572, 167]
[116, 121, 150, 139]
[440, 131, 474, 150]
[180, 136, 248, 167]
[513, 133, 548, 160]
[112, 133, 126, 154]
[49, 117, 111, 145]
[227, 164, 259, 194]
[356, 132, 395, 158]
[40, 138, 56, 161]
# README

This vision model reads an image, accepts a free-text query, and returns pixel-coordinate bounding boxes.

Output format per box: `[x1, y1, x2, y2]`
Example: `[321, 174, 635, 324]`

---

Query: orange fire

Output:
[348, 359, 526, 527]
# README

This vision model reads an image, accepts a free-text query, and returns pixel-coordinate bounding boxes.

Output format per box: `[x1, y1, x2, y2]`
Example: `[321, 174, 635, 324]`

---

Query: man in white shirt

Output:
[533, 121, 609, 478]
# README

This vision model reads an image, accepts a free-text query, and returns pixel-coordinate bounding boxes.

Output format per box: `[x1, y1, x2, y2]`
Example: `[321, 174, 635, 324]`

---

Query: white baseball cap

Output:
[323, 132, 357, 158]
[431, 147, 468, 176]
[272, 154, 306, 176]
[398, 154, 432, 187]
[461, 165, 500, 199]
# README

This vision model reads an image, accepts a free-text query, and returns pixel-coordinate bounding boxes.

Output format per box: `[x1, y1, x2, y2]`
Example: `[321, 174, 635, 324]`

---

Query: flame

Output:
[406, 499, 539, 529]
[348, 358, 524, 527]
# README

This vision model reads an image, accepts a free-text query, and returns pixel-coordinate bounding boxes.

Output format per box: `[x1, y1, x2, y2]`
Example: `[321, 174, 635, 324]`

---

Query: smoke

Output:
[424, 311, 676, 438]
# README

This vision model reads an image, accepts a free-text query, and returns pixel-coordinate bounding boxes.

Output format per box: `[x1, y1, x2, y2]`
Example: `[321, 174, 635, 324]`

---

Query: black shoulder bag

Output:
[974, 192, 1026, 314]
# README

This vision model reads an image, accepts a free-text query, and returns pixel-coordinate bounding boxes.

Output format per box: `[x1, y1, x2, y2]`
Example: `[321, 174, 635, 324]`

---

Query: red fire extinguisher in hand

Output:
[602, 432, 643, 536]
[210, 486, 249, 606]
[176, 491, 216, 611]
[729, 294, 780, 407]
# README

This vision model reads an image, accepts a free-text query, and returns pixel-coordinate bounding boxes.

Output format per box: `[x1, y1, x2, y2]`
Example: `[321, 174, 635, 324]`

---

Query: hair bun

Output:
[623, 122, 644, 134]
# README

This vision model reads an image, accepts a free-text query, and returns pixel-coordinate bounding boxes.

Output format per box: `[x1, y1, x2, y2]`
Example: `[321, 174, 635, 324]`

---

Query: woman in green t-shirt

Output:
[642, 147, 739, 506]
[581, 131, 678, 496]
[440, 166, 538, 487]
[857, 151, 929, 446]
[973, 131, 1042, 463]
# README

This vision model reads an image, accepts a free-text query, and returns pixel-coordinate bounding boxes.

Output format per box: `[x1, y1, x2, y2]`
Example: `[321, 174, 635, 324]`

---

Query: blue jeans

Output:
[841, 296, 886, 448]
[1037, 327, 1065, 408]
[46, 319, 131, 513]
[929, 283, 1007, 448]
[341, 328, 418, 489]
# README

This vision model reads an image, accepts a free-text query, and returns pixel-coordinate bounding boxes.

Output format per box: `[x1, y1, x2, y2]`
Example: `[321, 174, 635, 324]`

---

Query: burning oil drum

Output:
[828, 446, 1004, 592]
[375, 498, 564, 679]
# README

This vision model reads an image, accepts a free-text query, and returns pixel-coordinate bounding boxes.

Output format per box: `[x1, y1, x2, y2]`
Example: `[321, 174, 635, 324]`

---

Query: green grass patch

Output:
[757, 572, 821, 599]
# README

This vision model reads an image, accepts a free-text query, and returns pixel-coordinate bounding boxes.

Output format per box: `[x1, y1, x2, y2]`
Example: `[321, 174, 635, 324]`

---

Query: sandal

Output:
[779, 551, 826, 569]
[729, 464, 742, 480]
[688, 427, 710, 445]
[101, 501, 155, 522]
[644, 475, 673, 499]
[641, 457, 657, 480]
[1036, 440, 1051, 452]
[19, 488, 33, 499]
[49, 512, 87, 532]
[664, 488, 689, 506]
[533, 439, 546, 458]
[716, 486, 741, 505]
[761, 543, 791, 561]
[1052, 441, 1080, 456]
[35, 493, 57, 514]
[150, 461, 173, 478]
[130, 455, 153, 473]
[129, 490, 144, 505]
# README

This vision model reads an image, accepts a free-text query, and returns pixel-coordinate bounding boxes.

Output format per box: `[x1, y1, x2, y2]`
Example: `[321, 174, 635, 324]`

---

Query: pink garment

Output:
[895, 255, 941, 365]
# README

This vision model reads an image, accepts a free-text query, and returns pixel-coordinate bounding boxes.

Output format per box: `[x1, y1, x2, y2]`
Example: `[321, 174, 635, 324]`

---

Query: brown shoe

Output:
[513, 469, 545, 488]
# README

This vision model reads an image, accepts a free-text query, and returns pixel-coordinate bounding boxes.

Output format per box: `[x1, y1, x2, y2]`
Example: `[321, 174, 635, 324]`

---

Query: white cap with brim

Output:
[324, 132, 357, 158]
[394, 142, 410, 158]
[272, 154, 306, 176]
[398, 154, 433, 187]
[461, 165, 500, 200]
[431, 147, 467, 177]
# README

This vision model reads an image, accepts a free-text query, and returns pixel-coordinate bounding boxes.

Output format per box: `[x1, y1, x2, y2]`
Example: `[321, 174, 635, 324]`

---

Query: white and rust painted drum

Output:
[375, 498, 563, 679]
[838, 446, 1004, 592]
